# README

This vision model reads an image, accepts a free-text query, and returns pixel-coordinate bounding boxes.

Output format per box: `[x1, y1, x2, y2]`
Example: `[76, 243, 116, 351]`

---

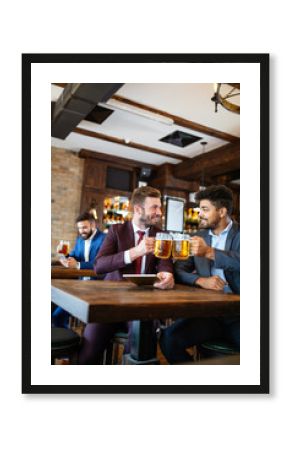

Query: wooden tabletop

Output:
[51, 266, 96, 279]
[51, 280, 240, 324]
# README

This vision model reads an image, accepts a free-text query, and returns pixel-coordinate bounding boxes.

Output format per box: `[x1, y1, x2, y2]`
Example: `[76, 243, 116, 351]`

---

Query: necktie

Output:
[134, 231, 145, 274]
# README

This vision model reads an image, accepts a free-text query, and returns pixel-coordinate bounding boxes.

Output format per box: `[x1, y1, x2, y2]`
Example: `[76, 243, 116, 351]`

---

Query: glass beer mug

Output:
[56, 240, 70, 258]
[154, 233, 172, 259]
[172, 234, 190, 260]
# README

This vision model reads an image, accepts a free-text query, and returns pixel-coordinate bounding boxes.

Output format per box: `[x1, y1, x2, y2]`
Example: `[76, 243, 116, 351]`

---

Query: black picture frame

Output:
[22, 53, 269, 394]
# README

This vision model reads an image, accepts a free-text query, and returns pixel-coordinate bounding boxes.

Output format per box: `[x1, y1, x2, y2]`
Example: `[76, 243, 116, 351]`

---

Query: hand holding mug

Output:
[190, 236, 214, 259]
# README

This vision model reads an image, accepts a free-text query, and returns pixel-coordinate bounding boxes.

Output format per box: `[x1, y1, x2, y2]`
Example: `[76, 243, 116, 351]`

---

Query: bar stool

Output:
[51, 327, 81, 364]
[104, 331, 128, 365]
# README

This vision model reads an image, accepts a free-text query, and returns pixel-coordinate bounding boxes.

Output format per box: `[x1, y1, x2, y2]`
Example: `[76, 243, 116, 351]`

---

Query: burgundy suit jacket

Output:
[94, 221, 173, 280]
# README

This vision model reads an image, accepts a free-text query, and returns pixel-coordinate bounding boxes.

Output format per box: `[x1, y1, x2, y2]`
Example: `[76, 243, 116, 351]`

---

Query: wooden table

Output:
[51, 280, 240, 364]
[51, 266, 96, 279]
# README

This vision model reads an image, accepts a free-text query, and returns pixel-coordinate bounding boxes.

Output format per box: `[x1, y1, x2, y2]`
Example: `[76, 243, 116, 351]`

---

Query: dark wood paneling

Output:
[173, 142, 240, 180]
[151, 163, 197, 192]
[83, 159, 106, 189]
[79, 149, 156, 170]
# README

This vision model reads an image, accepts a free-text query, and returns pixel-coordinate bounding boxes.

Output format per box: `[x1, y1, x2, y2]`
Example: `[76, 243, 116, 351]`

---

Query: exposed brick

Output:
[51, 146, 84, 257]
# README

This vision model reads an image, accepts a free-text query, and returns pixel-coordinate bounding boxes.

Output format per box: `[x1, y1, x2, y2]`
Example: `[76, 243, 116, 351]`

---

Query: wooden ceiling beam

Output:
[73, 127, 189, 162]
[112, 94, 239, 143]
[78, 149, 156, 170]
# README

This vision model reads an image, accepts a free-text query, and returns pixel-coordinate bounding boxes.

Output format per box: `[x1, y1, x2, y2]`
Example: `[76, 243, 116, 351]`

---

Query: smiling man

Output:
[77, 186, 174, 364]
[52, 212, 106, 328]
[61, 211, 105, 270]
[159, 185, 240, 364]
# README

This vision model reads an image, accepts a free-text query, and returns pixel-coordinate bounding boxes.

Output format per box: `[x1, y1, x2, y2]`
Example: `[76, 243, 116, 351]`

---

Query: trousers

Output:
[159, 316, 240, 364]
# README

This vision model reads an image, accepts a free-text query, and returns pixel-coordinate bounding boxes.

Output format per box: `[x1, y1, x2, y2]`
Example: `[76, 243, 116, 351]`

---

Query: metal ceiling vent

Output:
[159, 130, 202, 148]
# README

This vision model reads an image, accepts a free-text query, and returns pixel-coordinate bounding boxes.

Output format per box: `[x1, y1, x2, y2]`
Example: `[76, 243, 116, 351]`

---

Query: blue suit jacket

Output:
[174, 222, 240, 294]
[69, 229, 106, 269]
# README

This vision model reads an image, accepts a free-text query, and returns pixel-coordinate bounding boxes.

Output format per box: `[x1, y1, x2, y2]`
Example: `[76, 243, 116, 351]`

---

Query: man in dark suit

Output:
[159, 185, 240, 364]
[52, 212, 105, 327]
[77, 186, 174, 364]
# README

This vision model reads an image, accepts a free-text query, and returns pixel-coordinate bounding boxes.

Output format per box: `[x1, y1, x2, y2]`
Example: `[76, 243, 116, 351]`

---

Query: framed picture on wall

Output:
[22, 53, 269, 394]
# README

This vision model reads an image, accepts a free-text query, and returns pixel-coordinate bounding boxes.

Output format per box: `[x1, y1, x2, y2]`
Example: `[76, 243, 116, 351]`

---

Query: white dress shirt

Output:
[77, 229, 97, 271]
[124, 222, 150, 274]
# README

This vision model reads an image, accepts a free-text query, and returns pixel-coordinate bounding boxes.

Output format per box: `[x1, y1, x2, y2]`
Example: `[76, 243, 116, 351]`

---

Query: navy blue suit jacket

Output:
[174, 222, 240, 294]
[69, 229, 106, 269]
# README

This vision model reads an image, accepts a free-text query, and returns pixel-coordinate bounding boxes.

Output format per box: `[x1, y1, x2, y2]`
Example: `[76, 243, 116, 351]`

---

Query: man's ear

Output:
[134, 204, 142, 216]
[219, 207, 227, 218]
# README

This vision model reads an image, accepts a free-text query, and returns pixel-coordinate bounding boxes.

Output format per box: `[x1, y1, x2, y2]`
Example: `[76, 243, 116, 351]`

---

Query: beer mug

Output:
[154, 233, 172, 259]
[56, 240, 70, 258]
[172, 233, 190, 260]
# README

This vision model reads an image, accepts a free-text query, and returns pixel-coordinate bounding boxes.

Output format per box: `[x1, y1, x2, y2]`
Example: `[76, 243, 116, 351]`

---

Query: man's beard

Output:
[140, 213, 161, 228]
[198, 219, 217, 230]
[81, 229, 93, 240]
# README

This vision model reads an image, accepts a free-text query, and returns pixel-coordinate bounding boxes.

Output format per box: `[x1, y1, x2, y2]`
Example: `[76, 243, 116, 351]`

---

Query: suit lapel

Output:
[200, 231, 212, 276]
[225, 222, 237, 251]
[79, 238, 85, 261]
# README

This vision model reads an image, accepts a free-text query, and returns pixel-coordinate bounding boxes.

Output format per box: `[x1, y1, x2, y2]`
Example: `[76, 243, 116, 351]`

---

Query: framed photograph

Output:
[22, 53, 269, 394]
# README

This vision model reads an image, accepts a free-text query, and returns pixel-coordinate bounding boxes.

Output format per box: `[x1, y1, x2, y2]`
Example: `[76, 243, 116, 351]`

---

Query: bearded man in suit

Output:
[77, 186, 174, 364]
[52, 212, 105, 328]
[159, 185, 240, 364]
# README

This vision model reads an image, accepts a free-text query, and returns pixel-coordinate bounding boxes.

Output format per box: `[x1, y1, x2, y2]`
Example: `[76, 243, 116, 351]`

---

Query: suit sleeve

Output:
[213, 233, 240, 272]
[174, 257, 200, 286]
[157, 258, 174, 274]
[94, 227, 128, 274]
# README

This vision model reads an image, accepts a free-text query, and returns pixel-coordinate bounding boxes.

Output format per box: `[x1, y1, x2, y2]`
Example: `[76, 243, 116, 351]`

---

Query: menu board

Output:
[165, 197, 185, 232]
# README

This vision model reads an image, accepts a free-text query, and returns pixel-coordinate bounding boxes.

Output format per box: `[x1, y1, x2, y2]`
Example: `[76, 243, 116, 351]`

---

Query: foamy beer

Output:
[154, 233, 172, 259]
[172, 234, 190, 260]
[56, 240, 70, 257]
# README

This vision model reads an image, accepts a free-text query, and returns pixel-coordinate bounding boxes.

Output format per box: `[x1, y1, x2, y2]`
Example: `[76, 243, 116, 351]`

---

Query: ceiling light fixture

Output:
[211, 83, 240, 114]
[200, 141, 208, 189]
[99, 99, 174, 126]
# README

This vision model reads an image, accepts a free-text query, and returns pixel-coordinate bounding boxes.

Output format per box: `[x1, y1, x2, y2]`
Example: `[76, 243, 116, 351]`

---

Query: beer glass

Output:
[172, 234, 190, 260]
[154, 233, 172, 259]
[56, 240, 70, 258]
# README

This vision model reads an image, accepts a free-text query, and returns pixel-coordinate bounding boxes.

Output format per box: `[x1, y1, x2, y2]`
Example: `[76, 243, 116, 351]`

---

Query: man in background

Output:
[52, 212, 105, 327]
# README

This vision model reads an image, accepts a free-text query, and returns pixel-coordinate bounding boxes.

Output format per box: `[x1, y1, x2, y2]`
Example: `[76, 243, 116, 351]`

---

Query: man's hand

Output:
[195, 275, 226, 291]
[59, 258, 69, 268]
[130, 237, 155, 261]
[65, 257, 78, 268]
[190, 236, 215, 259]
[154, 272, 174, 290]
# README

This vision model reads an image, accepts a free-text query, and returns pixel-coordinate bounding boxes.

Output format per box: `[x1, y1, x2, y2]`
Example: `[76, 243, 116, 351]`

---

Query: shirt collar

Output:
[132, 221, 149, 235]
[209, 220, 233, 237]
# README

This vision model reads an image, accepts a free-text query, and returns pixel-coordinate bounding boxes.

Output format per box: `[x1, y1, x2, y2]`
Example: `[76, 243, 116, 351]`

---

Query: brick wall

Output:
[51, 146, 84, 258]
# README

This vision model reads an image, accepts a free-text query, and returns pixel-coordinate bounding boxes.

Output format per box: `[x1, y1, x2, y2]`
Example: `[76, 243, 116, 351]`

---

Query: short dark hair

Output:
[131, 186, 161, 207]
[75, 211, 96, 224]
[195, 185, 233, 215]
